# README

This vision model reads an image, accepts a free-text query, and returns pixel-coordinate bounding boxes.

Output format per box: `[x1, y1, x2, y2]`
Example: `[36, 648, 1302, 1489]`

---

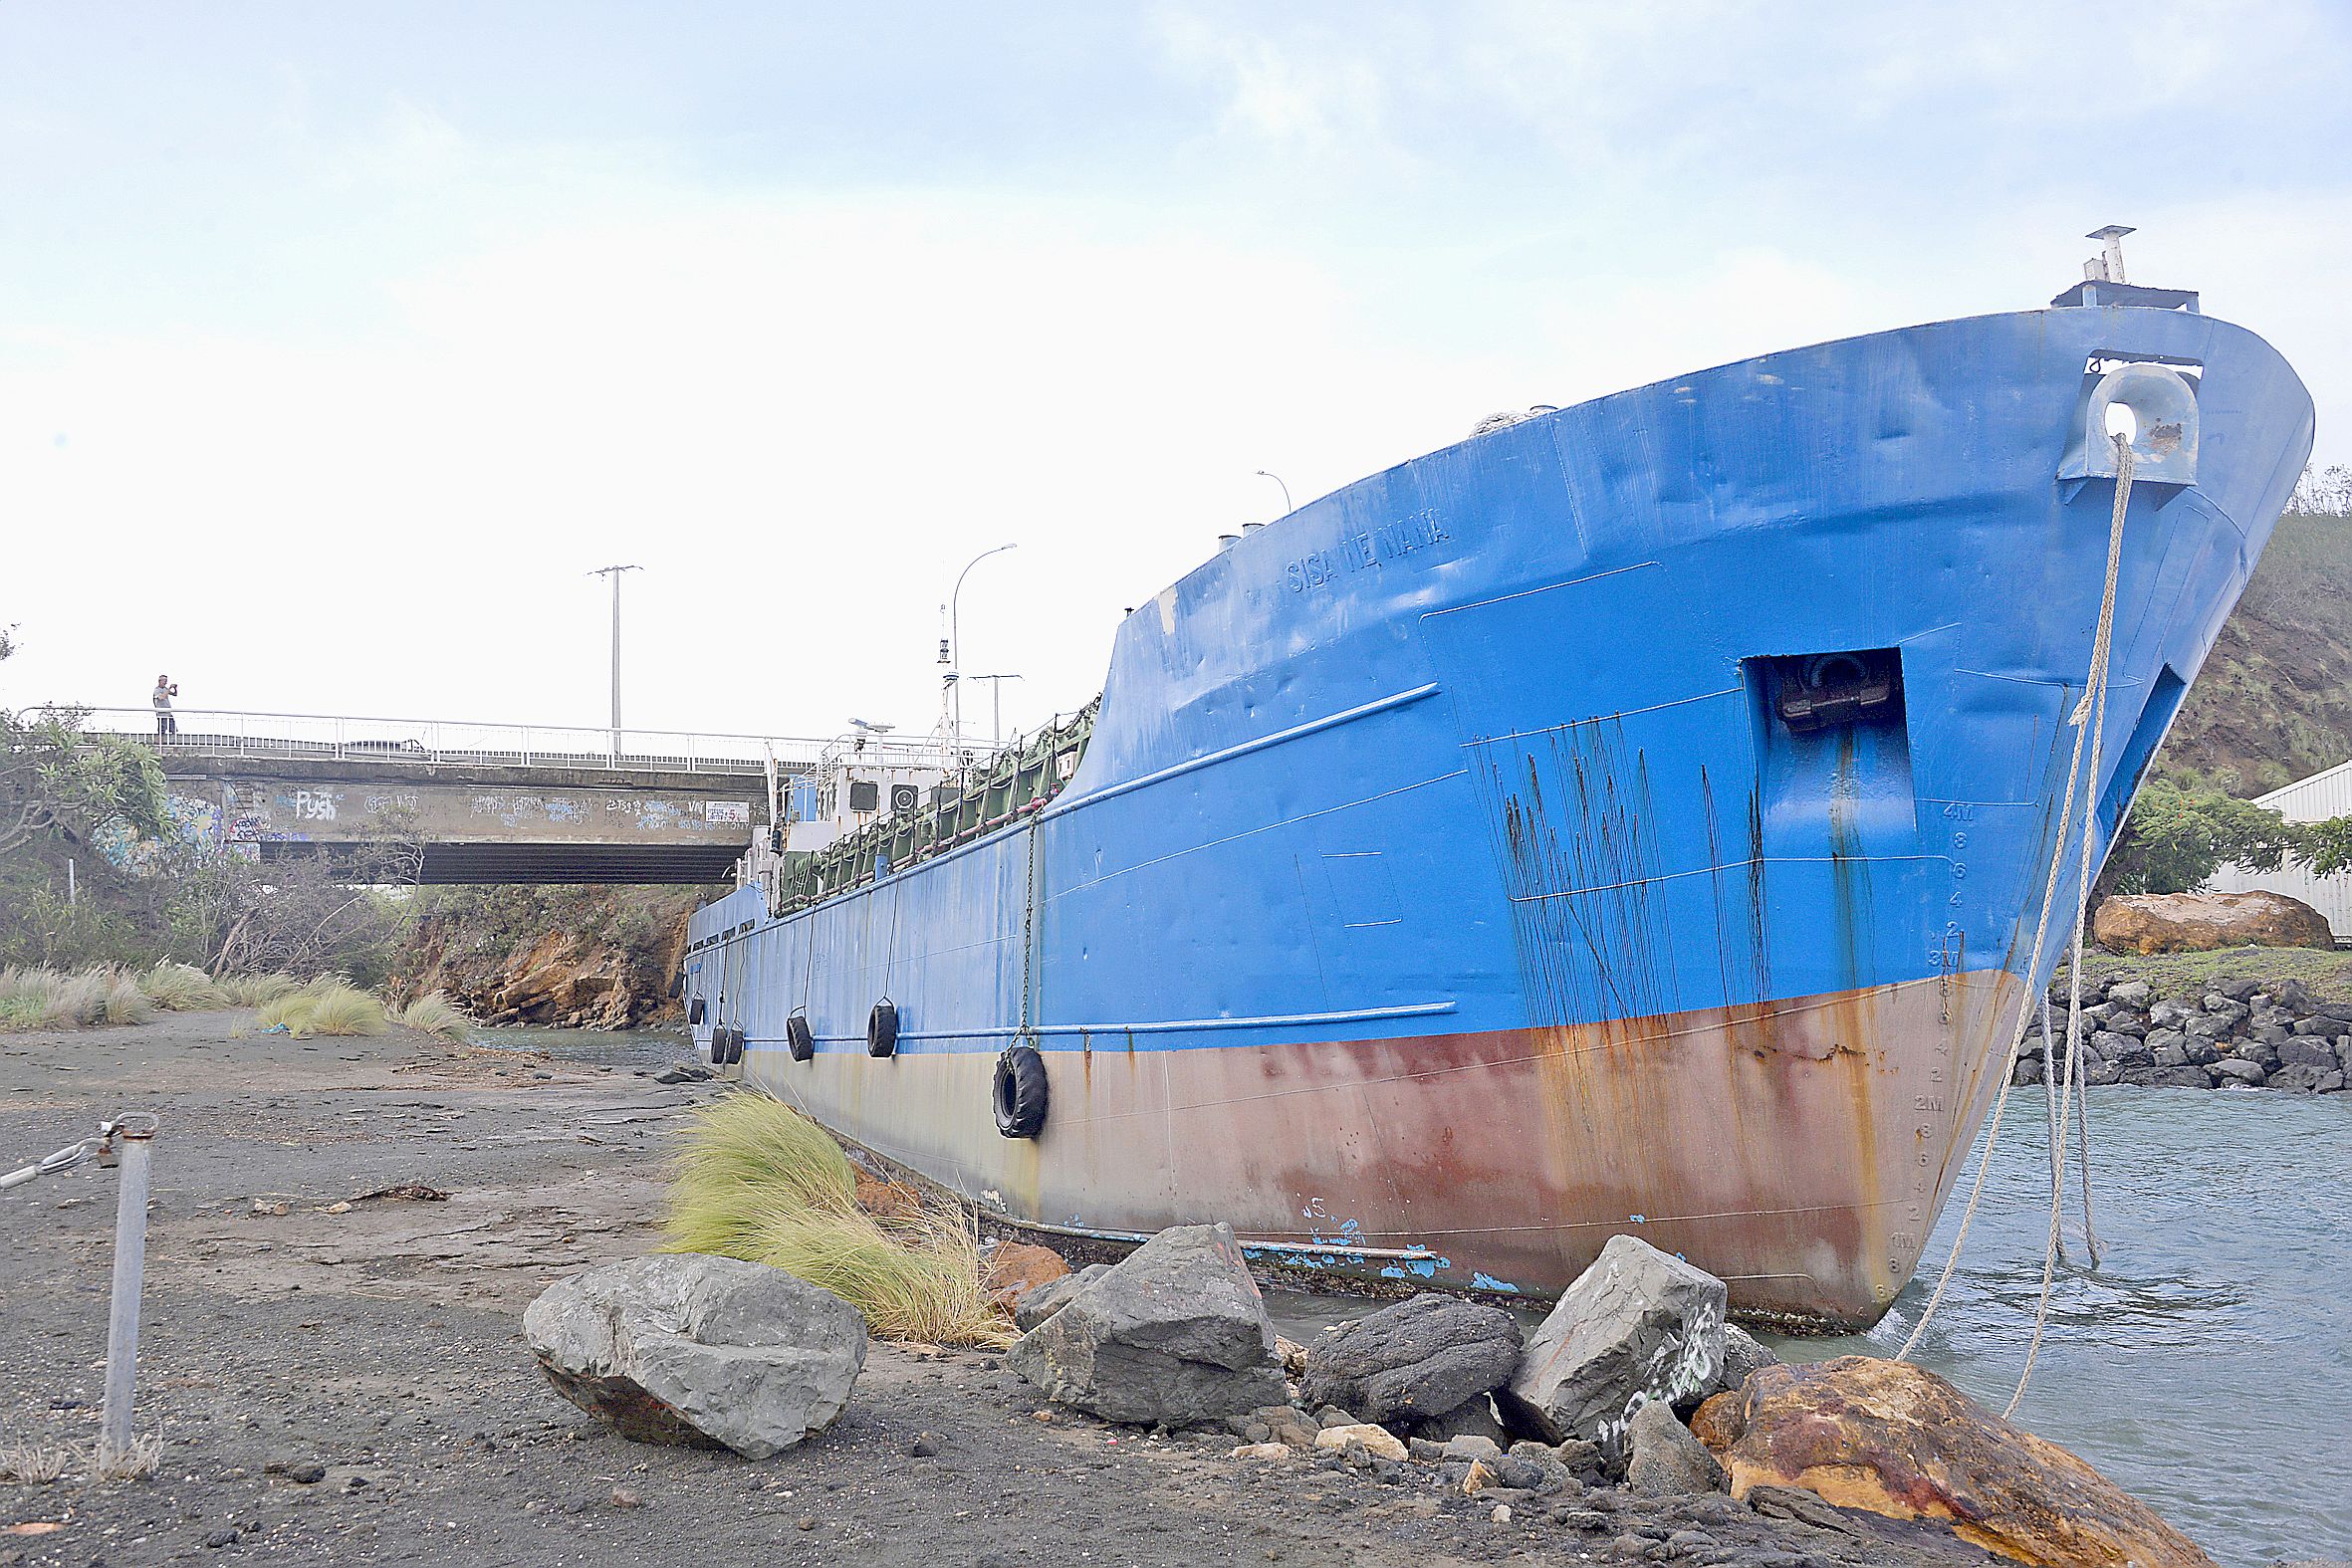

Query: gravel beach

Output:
[0, 1012, 2008, 1566]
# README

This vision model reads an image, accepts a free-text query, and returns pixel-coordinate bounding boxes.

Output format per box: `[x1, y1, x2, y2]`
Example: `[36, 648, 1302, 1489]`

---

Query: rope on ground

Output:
[1897, 431, 2134, 1366]
[2007, 433, 2136, 1416]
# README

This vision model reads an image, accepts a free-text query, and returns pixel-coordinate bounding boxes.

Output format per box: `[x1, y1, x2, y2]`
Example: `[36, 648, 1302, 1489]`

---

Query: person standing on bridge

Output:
[151, 673, 177, 738]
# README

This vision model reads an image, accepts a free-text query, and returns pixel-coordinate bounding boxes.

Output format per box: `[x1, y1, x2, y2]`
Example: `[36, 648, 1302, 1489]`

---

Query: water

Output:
[463, 1023, 689, 1072]
[1794, 1087, 2352, 1566]
[1277, 1089, 2350, 1565]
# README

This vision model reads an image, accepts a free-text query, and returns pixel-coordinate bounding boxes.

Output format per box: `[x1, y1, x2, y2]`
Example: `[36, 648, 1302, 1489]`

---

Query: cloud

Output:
[4, 3, 2345, 744]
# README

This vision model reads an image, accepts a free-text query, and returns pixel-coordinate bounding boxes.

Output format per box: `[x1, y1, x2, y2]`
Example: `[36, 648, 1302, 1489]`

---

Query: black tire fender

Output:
[787, 1011, 815, 1063]
[866, 999, 899, 1058]
[993, 1044, 1049, 1139]
[720, 1025, 745, 1066]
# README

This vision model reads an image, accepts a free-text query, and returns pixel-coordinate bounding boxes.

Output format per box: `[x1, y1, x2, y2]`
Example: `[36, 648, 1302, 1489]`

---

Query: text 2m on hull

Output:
[686, 263, 2314, 1329]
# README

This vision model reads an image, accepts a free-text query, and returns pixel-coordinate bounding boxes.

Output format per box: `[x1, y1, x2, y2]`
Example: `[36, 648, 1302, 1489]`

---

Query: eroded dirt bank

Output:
[0, 1014, 2007, 1567]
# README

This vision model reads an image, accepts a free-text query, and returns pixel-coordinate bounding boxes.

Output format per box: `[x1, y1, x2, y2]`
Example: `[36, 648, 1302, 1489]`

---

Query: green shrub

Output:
[0, 966, 151, 1031]
[100, 972, 150, 1025]
[140, 961, 229, 1011]
[258, 980, 387, 1038]
[663, 1095, 1006, 1346]
[394, 991, 472, 1042]
[220, 973, 299, 1007]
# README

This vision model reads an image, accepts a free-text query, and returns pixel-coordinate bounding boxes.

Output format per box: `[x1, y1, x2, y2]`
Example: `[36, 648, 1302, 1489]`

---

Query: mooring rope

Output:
[2073, 1055, 2103, 1266]
[2007, 433, 2134, 1413]
[1899, 431, 2136, 1371]
[2040, 993, 2064, 1251]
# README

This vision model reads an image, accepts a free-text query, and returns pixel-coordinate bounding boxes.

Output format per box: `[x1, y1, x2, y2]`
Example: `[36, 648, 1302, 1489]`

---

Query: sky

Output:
[3, 1, 2347, 747]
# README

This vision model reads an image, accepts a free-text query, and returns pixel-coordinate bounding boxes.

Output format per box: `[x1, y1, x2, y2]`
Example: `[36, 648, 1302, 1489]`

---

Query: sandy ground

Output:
[0, 1012, 2007, 1567]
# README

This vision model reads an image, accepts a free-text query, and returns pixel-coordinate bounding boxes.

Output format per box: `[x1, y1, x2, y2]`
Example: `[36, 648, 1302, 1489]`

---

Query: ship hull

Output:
[688, 302, 2314, 1328]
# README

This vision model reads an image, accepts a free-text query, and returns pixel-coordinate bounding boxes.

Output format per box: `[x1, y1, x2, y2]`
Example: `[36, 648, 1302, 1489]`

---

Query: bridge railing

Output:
[63, 707, 978, 778]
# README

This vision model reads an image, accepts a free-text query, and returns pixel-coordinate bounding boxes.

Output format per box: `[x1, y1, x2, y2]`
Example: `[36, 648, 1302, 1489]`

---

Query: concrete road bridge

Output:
[73, 707, 951, 885]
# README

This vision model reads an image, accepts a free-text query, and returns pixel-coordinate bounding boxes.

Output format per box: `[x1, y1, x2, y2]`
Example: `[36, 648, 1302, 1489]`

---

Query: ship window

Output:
[848, 780, 880, 812]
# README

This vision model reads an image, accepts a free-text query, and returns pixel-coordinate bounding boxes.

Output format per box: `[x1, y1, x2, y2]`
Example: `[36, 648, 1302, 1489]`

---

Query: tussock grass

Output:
[220, 973, 300, 1007]
[664, 1094, 1009, 1347]
[93, 1434, 161, 1482]
[139, 961, 230, 1011]
[258, 980, 388, 1038]
[100, 972, 150, 1025]
[0, 965, 399, 1034]
[394, 991, 473, 1041]
[0, 966, 141, 1031]
[0, 1442, 74, 1484]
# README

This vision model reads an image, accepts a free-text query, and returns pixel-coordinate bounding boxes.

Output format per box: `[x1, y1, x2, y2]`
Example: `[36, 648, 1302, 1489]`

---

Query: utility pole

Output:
[964, 674, 1023, 747]
[588, 564, 642, 757]
[949, 544, 1017, 750]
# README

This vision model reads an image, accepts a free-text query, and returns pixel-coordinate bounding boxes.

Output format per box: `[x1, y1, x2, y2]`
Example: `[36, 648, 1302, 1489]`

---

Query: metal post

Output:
[949, 545, 1017, 749]
[100, 1120, 155, 1466]
[589, 564, 642, 758]
[1255, 469, 1294, 513]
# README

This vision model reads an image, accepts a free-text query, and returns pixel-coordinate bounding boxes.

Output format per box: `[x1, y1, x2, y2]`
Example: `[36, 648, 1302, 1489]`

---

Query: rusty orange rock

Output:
[1717, 1357, 2213, 1568]
[852, 1174, 926, 1225]
[982, 1240, 1070, 1311]
[2091, 890, 2333, 955]
[1688, 1389, 1743, 1453]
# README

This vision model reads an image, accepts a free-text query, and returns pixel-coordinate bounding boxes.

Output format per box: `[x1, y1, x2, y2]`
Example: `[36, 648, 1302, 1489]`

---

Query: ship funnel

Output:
[1242, 521, 1266, 534]
[2084, 224, 2135, 284]
[1217, 533, 1242, 552]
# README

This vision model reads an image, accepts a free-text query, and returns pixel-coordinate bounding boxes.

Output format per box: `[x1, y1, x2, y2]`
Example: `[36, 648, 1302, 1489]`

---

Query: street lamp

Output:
[588, 564, 642, 756]
[949, 544, 1017, 749]
[1255, 470, 1294, 513]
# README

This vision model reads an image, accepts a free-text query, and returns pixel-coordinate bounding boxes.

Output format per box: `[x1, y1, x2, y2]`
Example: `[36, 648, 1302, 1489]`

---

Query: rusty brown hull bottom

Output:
[745, 968, 2024, 1330]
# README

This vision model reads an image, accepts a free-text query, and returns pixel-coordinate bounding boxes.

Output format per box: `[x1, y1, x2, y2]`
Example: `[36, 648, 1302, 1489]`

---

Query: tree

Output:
[2104, 774, 2352, 895]
[0, 631, 167, 860]
[2290, 462, 2352, 517]
[2100, 777, 2301, 895]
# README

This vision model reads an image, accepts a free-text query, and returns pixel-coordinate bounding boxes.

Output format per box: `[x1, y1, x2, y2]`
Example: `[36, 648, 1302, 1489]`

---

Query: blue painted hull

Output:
[689, 304, 2313, 1327]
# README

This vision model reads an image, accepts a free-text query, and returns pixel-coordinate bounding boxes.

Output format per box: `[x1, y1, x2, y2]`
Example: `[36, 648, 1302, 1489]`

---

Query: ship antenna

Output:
[2084, 224, 2134, 284]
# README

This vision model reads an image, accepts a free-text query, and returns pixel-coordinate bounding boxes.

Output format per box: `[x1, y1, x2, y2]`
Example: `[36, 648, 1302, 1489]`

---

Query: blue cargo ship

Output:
[685, 270, 2313, 1328]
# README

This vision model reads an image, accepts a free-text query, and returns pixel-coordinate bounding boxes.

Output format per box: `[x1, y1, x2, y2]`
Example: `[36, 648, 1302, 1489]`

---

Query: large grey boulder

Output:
[2277, 1036, 2341, 1070]
[1298, 1293, 1523, 1426]
[1007, 1223, 1286, 1426]
[524, 1254, 865, 1459]
[1624, 1399, 1729, 1495]
[1013, 1262, 1112, 1332]
[1410, 1392, 1513, 1446]
[1711, 1322, 1780, 1397]
[1497, 1234, 1726, 1460]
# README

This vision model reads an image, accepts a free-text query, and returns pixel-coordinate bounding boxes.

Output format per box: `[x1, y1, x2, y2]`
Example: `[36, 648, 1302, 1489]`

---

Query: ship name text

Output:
[1286, 511, 1453, 593]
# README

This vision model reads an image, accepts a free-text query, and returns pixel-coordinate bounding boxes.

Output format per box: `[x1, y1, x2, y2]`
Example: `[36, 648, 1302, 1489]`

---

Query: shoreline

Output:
[1, 1011, 2025, 1566]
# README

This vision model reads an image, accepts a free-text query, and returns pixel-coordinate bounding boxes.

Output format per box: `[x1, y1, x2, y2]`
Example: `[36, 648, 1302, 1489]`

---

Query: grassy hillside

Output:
[2155, 507, 2352, 796]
